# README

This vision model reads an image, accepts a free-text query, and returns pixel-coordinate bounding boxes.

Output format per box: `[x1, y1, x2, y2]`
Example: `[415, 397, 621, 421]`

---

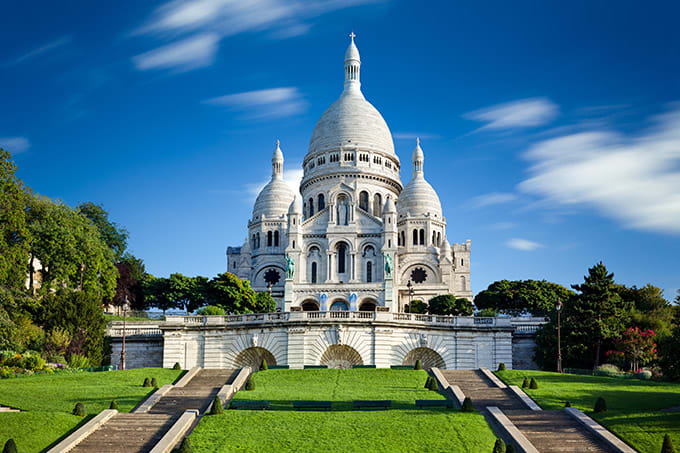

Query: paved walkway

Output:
[70, 369, 237, 453]
[441, 370, 616, 453]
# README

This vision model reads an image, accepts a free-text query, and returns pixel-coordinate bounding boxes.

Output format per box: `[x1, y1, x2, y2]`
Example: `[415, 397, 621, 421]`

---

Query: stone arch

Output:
[359, 299, 377, 311]
[301, 299, 319, 311]
[320, 344, 363, 369]
[399, 262, 440, 285]
[402, 347, 445, 369]
[329, 299, 349, 311]
[253, 265, 286, 288]
[234, 347, 277, 369]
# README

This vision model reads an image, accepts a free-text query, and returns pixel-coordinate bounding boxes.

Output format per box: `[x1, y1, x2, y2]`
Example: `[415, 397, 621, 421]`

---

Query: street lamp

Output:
[120, 296, 129, 371]
[555, 297, 563, 374]
[406, 280, 414, 313]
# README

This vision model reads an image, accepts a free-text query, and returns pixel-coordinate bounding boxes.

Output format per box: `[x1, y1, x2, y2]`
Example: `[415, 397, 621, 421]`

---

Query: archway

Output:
[234, 347, 277, 369]
[402, 347, 445, 369]
[320, 345, 363, 369]
[359, 300, 377, 311]
[301, 300, 319, 311]
[330, 300, 348, 311]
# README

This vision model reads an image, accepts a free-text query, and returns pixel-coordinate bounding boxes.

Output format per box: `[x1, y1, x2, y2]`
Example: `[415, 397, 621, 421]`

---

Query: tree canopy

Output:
[428, 294, 474, 316]
[0, 150, 30, 290]
[76, 202, 129, 260]
[474, 279, 574, 316]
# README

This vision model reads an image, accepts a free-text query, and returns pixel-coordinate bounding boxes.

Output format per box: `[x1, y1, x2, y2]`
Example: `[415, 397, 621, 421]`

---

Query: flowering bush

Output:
[613, 327, 657, 372]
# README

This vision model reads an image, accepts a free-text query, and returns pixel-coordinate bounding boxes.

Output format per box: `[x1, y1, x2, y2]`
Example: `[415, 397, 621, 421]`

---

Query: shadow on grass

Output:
[40, 413, 91, 452]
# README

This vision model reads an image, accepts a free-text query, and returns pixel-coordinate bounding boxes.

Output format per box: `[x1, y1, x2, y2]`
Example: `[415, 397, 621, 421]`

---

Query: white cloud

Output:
[0, 137, 30, 154]
[465, 97, 558, 131]
[467, 192, 517, 208]
[132, 0, 382, 71]
[518, 104, 680, 235]
[506, 238, 543, 251]
[133, 33, 219, 71]
[11, 36, 71, 65]
[203, 87, 307, 119]
[247, 167, 303, 201]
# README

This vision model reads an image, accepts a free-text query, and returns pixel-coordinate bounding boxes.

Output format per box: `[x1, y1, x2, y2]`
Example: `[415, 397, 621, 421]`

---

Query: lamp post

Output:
[120, 296, 128, 370]
[406, 280, 414, 313]
[556, 297, 563, 374]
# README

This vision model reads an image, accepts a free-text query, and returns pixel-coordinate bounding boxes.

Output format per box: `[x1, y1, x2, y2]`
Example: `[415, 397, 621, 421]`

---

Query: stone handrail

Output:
[106, 326, 162, 337]
[509, 317, 549, 335]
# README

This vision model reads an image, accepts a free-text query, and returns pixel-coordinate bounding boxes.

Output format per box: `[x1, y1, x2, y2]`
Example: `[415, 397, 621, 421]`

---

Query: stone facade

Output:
[227, 35, 472, 312]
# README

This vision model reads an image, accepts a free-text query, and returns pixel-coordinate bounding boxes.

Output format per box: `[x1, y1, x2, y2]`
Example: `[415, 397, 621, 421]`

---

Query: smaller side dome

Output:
[397, 139, 442, 218]
[252, 141, 295, 220]
[288, 195, 302, 214]
[383, 197, 396, 213]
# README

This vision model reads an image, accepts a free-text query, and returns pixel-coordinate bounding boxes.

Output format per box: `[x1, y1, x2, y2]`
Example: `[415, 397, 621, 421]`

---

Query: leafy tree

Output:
[476, 308, 498, 317]
[141, 275, 175, 314]
[659, 327, 680, 381]
[254, 292, 276, 313]
[474, 279, 574, 316]
[406, 300, 427, 314]
[197, 305, 226, 315]
[428, 294, 473, 316]
[111, 256, 146, 310]
[570, 262, 630, 368]
[0, 150, 30, 290]
[617, 284, 674, 338]
[168, 273, 209, 314]
[612, 327, 657, 371]
[206, 272, 258, 314]
[76, 202, 129, 260]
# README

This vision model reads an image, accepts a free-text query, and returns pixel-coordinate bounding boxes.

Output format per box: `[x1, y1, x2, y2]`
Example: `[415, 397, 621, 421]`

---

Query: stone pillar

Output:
[284, 278, 294, 311]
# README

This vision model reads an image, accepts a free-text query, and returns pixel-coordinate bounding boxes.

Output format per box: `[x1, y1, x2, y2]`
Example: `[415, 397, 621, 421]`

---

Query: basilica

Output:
[227, 35, 472, 313]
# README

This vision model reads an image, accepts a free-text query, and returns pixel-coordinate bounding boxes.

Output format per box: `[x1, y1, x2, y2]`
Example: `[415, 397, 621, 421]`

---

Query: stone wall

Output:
[110, 336, 164, 369]
[512, 336, 539, 370]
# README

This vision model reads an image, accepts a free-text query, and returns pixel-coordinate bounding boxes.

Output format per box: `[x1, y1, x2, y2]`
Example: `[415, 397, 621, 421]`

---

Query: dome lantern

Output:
[272, 139, 284, 178]
[344, 32, 361, 92]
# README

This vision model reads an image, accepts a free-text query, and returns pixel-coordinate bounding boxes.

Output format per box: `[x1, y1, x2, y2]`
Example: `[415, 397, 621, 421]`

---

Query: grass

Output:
[495, 369, 680, 453]
[190, 369, 497, 452]
[233, 368, 446, 410]
[0, 368, 182, 452]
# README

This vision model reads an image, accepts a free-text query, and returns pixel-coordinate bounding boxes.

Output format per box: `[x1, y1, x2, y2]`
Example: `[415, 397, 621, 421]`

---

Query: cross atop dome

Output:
[349, 31, 356, 41]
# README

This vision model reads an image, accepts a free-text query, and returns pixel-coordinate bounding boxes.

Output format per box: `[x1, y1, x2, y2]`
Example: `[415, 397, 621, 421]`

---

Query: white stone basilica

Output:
[227, 35, 472, 313]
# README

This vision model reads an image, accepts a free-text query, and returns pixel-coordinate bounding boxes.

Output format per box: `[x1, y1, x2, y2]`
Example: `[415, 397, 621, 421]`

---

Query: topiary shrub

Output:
[506, 443, 516, 453]
[425, 376, 438, 391]
[497, 362, 506, 371]
[2, 439, 17, 453]
[179, 437, 193, 453]
[414, 359, 423, 370]
[492, 438, 505, 453]
[245, 377, 255, 391]
[143, 377, 151, 387]
[662, 434, 675, 453]
[73, 402, 86, 417]
[172, 362, 182, 370]
[259, 359, 268, 371]
[110, 400, 118, 410]
[151, 377, 158, 388]
[564, 401, 571, 408]
[462, 397, 474, 412]
[210, 395, 224, 415]
[522, 377, 529, 388]
[594, 397, 607, 413]
[636, 370, 652, 381]
[529, 377, 538, 389]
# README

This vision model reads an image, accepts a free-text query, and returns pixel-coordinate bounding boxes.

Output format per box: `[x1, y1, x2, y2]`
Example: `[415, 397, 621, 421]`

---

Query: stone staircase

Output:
[441, 370, 616, 453]
[69, 369, 238, 453]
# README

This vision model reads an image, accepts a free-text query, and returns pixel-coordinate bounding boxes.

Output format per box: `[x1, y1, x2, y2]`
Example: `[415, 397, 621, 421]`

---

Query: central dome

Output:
[308, 90, 395, 156]
[307, 35, 395, 158]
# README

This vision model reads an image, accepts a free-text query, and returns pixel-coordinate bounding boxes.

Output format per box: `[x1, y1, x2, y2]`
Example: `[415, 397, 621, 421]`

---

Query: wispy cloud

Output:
[246, 167, 303, 202]
[133, 33, 219, 71]
[203, 87, 307, 119]
[464, 97, 558, 132]
[506, 238, 543, 251]
[132, 0, 382, 72]
[518, 104, 680, 235]
[467, 192, 517, 208]
[11, 36, 72, 65]
[0, 137, 30, 154]
[393, 132, 441, 140]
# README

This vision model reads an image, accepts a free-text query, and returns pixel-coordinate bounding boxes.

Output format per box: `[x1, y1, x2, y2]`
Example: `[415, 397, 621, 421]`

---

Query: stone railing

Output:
[107, 324, 163, 337]
[510, 317, 549, 335]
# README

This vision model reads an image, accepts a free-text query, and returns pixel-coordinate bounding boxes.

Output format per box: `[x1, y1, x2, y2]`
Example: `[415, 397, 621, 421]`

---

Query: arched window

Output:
[437, 232, 441, 246]
[252, 234, 256, 249]
[432, 231, 436, 245]
[401, 231, 405, 247]
[373, 193, 382, 216]
[256, 233, 260, 248]
[461, 258, 465, 267]
[359, 191, 369, 211]
[267, 231, 273, 247]
[308, 198, 314, 217]
[311, 262, 317, 283]
[460, 276, 466, 290]
[318, 193, 325, 211]
[330, 301, 348, 311]
[413, 229, 418, 245]
[337, 243, 347, 274]
[366, 261, 372, 283]
[274, 231, 279, 247]
[419, 229, 425, 245]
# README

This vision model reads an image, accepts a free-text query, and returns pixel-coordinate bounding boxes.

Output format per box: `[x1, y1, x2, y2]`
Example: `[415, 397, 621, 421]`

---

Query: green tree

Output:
[76, 202, 129, 260]
[254, 292, 276, 313]
[474, 279, 574, 316]
[168, 273, 209, 314]
[0, 150, 30, 290]
[111, 255, 146, 310]
[617, 284, 674, 338]
[428, 294, 474, 316]
[659, 326, 680, 381]
[141, 275, 175, 314]
[206, 273, 258, 314]
[408, 300, 427, 314]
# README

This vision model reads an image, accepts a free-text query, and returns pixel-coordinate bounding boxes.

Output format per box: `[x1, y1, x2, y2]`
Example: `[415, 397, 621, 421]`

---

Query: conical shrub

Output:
[497, 362, 506, 371]
[661, 434, 675, 453]
[3, 439, 18, 453]
[151, 377, 158, 388]
[210, 395, 224, 415]
[506, 443, 516, 453]
[179, 437, 192, 453]
[529, 377, 538, 389]
[492, 438, 505, 453]
[143, 377, 151, 387]
[462, 397, 474, 412]
[172, 362, 182, 370]
[245, 377, 255, 391]
[594, 397, 607, 413]
[564, 401, 571, 408]
[110, 400, 119, 410]
[414, 360, 423, 370]
[73, 402, 86, 417]
[259, 359, 268, 371]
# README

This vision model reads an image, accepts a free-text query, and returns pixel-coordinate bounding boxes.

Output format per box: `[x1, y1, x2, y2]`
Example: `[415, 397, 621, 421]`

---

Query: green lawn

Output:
[232, 368, 446, 410]
[495, 369, 680, 453]
[0, 368, 183, 452]
[191, 369, 497, 452]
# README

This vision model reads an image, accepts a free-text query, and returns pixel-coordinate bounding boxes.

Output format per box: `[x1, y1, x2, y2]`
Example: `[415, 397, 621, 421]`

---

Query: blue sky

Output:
[2, 0, 679, 300]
